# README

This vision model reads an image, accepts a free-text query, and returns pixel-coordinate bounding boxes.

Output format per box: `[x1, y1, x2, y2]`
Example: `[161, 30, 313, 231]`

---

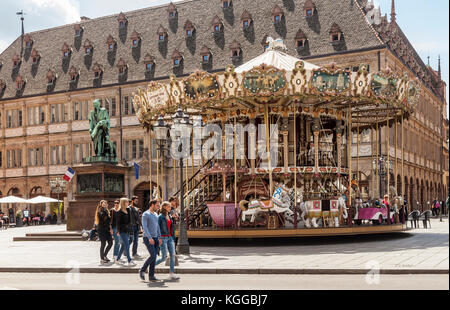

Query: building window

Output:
[73, 101, 90, 121]
[28, 148, 44, 167]
[102, 97, 116, 117]
[123, 95, 135, 116]
[6, 109, 22, 128]
[50, 145, 67, 165]
[124, 139, 144, 161]
[27, 106, 45, 126]
[6, 149, 22, 168]
[50, 103, 67, 124]
[222, 0, 231, 9]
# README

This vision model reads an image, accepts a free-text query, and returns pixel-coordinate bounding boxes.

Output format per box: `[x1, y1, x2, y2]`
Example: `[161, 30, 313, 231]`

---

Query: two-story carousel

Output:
[133, 39, 417, 238]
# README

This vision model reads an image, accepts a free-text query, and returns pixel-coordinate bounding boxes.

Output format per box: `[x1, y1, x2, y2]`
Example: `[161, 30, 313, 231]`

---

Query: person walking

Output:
[155, 201, 180, 280]
[139, 200, 162, 282]
[23, 207, 30, 226]
[435, 199, 441, 217]
[115, 198, 136, 267]
[110, 200, 121, 263]
[95, 200, 113, 264]
[128, 196, 142, 259]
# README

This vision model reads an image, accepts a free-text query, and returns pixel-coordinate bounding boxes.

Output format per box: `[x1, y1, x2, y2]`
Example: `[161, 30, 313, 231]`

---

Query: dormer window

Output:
[200, 46, 212, 64]
[83, 39, 93, 55]
[304, 0, 316, 17]
[31, 49, 40, 64]
[16, 75, 25, 91]
[130, 31, 141, 48]
[61, 43, 71, 58]
[69, 66, 79, 82]
[211, 16, 223, 34]
[241, 10, 252, 29]
[229, 40, 241, 59]
[222, 0, 232, 9]
[46, 69, 56, 86]
[74, 24, 83, 37]
[24, 34, 33, 49]
[93, 63, 103, 79]
[184, 20, 195, 37]
[172, 50, 183, 67]
[118, 12, 128, 28]
[295, 29, 307, 49]
[157, 26, 167, 42]
[272, 5, 283, 24]
[167, 2, 177, 19]
[117, 58, 127, 75]
[106, 35, 116, 51]
[144, 54, 155, 72]
[12, 54, 21, 67]
[261, 35, 269, 51]
[329, 23, 343, 43]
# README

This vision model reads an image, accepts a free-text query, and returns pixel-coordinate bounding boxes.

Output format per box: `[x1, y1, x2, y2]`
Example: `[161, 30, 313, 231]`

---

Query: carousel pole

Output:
[401, 114, 405, 224]
[395, 117, 398, 195]
[313, 117, 320, 179]
[376, 121, 379, 198]
[294, 107, 298, 229]
[371, 124, 375, 200]
[250, 118, 256, 175]
[387, 118, 391, 224]
[149, 130, 153, 199]
[337, 115, 342, 192]
[155, 128, 160, 201]
[357, 114, 360, 190]
[264, 104, 273, 196]
[347, 106, 353, 227]
[234, 116, 238, 229]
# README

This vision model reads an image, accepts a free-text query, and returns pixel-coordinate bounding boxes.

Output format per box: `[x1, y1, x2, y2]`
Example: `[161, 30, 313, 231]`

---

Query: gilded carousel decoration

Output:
[133, 37, 418, 237]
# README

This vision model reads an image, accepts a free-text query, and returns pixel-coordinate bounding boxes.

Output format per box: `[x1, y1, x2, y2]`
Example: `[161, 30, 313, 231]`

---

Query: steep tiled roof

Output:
[0, 0, 383, 100]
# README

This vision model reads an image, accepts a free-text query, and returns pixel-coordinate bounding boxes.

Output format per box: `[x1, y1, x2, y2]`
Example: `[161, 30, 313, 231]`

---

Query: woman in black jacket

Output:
[115, 198, 136, 266]
[95, 200, 113, 264]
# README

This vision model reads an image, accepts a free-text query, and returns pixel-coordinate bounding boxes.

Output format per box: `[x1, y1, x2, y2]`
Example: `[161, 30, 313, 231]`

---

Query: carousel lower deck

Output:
[177, 223, 408, 239]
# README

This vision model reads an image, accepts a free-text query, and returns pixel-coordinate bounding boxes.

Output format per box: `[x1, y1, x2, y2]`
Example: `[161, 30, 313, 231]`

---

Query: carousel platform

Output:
[179, 224, 409, 239]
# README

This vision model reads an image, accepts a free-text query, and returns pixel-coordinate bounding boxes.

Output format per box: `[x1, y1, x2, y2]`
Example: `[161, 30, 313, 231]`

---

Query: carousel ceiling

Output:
[133, 42, 419, 130]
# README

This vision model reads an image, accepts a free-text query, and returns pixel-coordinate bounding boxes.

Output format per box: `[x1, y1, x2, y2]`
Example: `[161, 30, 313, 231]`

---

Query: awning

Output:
[26, 196, 61, 204]
[0, 196, 28, 204]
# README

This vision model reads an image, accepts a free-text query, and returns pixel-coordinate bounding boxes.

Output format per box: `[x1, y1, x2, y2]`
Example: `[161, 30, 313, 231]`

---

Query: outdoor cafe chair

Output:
[407, 210, 420, 228]
[419, 210, 432, 229]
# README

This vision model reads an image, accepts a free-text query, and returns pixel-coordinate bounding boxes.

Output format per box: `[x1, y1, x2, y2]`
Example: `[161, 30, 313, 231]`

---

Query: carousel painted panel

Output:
[289, 61, 311, 94]
[220, 65, 242, 98]
[369, 72, 398, 99]
[242, 65, 287, 97]
[310, 69, 351, 95]
[183, 71, 222, 109]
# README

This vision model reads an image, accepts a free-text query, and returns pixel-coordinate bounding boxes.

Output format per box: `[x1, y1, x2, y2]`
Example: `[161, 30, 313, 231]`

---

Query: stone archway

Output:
[133, 181, 159, 211]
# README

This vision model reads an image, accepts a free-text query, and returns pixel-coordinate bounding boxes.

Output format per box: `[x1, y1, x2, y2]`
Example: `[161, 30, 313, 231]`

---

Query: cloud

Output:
[26, 0, 80, 23]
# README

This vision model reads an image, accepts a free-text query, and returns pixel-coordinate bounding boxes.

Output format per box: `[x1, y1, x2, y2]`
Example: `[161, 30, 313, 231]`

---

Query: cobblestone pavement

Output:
[0, 219, 448, 272]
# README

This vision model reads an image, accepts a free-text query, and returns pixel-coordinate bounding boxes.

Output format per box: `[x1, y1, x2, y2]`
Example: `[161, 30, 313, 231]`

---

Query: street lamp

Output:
[171, 107, 192, 255]
[50, 177, 66, 224]
[372, 156, 392, 198]
[153, 115, 170, 200]
[153, 108, 192, 255]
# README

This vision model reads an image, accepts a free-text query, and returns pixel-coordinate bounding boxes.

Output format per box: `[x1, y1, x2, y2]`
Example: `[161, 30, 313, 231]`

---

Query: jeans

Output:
[155, 236, 176, 273]
[98, 230, 113, 260]
[140, 237, 159, 278]
[112, 228, 121, 257]
[129, 225, 139, 256]
[117, 232, 132, 263]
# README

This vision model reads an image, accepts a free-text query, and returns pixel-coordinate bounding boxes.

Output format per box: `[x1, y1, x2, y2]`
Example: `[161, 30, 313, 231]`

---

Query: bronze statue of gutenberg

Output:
[88, 99, 116, 158]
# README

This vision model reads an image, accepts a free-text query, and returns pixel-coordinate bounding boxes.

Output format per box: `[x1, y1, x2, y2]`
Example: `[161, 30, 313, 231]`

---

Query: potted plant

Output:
[15, 210, 23, 227]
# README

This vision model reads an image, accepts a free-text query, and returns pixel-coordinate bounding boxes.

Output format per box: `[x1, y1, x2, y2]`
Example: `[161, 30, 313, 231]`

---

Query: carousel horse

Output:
[299, 196, 348, 228]
[239, 184, 294, 223]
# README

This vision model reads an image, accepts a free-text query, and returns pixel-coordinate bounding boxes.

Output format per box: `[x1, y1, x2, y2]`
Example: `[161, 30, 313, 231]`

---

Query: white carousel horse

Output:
[239, 184, 294, 223]
[299, 196, 348, 228]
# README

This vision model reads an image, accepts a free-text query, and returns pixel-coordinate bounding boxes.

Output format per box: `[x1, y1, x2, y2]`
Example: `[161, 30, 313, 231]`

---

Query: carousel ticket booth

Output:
[133, 38, 418, 238]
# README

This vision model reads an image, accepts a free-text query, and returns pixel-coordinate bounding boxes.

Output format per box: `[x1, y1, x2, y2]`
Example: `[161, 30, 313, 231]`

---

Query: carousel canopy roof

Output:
[133, 39, 419, 130]
[235, 40, 318, 73]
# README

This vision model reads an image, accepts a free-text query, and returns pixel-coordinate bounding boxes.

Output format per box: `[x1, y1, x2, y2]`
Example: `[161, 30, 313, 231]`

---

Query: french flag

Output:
[63, 167, 75, 182]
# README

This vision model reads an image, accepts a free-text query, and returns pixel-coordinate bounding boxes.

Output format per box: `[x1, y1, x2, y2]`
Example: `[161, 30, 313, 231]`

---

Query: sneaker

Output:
[169, 273, 180, 280]
[104, 257, 111, 263]
[115, 259, 124, 265]
[148, 276, 160, 282]
[133, 254, 142, 259]
[125, 260, 136, 267]
[139, 270, 145, 281]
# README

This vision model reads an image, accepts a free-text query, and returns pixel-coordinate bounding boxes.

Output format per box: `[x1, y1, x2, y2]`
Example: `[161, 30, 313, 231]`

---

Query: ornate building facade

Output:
[0, 0, 447, 214]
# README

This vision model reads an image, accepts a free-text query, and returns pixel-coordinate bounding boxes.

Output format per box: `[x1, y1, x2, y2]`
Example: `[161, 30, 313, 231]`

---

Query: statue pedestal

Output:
[66, 162, 128, 231]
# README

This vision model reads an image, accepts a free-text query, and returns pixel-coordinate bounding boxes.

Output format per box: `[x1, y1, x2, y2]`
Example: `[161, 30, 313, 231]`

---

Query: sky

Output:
[0, 0, 448, 115]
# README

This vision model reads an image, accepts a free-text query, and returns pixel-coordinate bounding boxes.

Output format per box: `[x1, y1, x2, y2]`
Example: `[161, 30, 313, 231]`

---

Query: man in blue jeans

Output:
[128, 196, 142, 259]
[139, 200, 162, 282]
